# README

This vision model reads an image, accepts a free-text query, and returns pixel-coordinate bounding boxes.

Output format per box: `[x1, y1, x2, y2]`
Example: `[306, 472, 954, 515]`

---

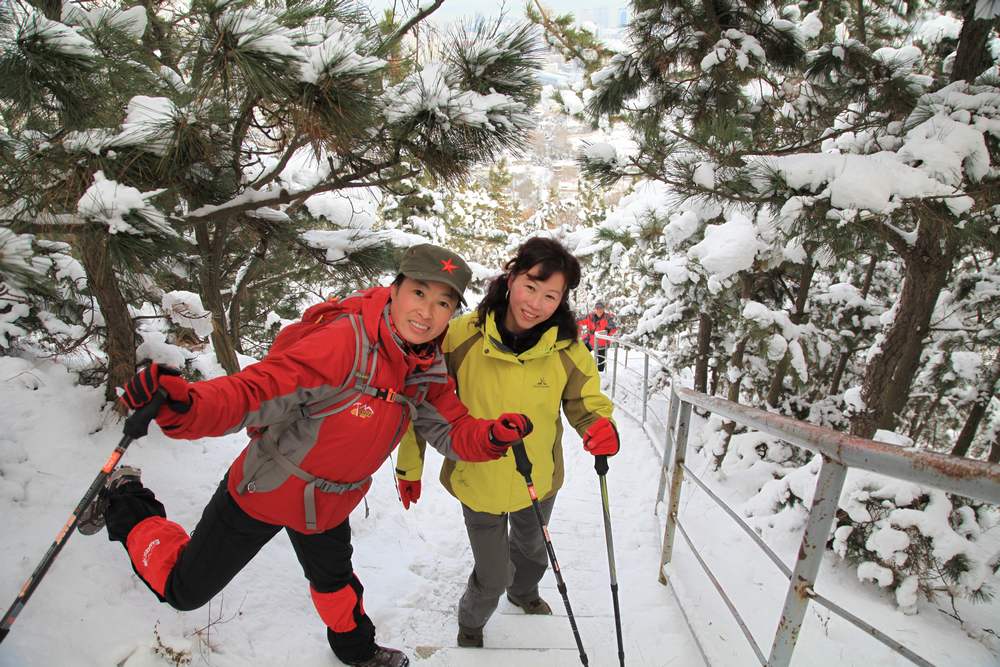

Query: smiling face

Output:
[389, 277, 459, 345]
[503, 263, 567, 334]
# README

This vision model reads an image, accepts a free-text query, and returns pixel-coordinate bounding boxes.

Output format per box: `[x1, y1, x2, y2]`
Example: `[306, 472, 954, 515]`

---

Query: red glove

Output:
[120, 363, 191, 413]
[583, 418, 619, 456]
[487, 413, 534, 456]
[398, 479, 421, 510]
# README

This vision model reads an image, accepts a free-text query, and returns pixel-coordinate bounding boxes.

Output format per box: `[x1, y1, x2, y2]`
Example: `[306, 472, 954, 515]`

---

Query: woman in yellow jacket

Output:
[395, 237, 620, 647]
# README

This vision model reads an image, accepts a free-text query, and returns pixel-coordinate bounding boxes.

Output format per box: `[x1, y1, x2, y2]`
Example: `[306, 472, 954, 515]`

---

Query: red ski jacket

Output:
[579, 311, 619, 349]
[156, 287, 497, 533]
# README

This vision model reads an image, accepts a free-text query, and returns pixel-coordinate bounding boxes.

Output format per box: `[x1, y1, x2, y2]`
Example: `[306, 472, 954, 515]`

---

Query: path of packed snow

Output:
[2, 355, 998, 666]
[0, 357, 703, 666]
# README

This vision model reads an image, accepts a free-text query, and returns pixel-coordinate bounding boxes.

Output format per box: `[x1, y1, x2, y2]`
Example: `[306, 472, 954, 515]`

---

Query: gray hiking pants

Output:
[458, 495, 557, 629]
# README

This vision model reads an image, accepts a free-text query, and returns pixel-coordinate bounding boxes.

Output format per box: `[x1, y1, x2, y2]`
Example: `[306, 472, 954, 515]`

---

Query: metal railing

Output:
[593, 332, 1000, 667]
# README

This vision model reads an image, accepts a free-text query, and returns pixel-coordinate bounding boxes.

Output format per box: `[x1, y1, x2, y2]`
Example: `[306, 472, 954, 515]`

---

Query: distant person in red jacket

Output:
[580, 301, 618, 371]
[78, 244, 533, 667]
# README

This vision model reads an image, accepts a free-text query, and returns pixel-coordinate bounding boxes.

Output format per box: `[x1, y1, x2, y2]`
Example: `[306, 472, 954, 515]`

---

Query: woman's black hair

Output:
[476, 237, 581, 340]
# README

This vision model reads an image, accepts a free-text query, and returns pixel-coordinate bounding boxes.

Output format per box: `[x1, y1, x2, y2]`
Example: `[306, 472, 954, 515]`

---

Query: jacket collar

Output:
[480, 310, 568, 362]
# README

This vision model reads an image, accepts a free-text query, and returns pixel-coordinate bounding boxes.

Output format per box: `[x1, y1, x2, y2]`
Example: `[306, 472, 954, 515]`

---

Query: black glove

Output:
[121, 363, 191, 413]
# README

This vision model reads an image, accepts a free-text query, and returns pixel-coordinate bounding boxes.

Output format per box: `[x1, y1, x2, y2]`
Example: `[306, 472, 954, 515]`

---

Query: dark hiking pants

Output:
[457, 495, 557, 629]
[105, 475, 376, 664]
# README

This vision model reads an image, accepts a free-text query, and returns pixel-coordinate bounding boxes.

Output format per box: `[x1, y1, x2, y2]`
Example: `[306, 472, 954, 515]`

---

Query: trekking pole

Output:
[0, 391, 166, 645]
[596, 454, 625, 667]
[510, 442, 589, 666]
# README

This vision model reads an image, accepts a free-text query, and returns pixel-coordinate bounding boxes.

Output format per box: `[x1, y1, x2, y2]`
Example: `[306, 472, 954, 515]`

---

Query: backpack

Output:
[236, 298, 430, 530]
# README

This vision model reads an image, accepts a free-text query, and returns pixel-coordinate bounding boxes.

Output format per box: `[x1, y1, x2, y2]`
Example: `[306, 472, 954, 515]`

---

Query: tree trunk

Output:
[766, 258, 815, 407]
[855, 0, 867, 44]
[989, 433, 1000, 464]
[827, 346, 853, 396]
[829, 255, 877, 395]
[767, 354, 792, 408]
[694, 312, 712, 394]
[714, 276, 753, 468]
[76, 227, 136, 402]
[227, 240, 269, 355]
[194, 220, 240, 375]
[908, 390, 944, 442]
[715, 334, 749, 469]
[950, 5, 997, 83]
[851, 223, 954, 438]
[951, 348, 1000, 458]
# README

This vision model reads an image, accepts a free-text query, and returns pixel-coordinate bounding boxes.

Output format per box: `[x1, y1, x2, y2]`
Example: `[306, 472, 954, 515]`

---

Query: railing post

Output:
[641, 353, 650, 424]
[611, 342, 620, 400]
[767, 455, 848, 667]
[658, 400, 692, 584]
[655, 386, 681, 508]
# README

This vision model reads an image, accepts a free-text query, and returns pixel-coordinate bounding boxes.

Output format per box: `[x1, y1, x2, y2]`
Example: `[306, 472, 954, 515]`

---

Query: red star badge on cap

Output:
[440, 258, 458, 274]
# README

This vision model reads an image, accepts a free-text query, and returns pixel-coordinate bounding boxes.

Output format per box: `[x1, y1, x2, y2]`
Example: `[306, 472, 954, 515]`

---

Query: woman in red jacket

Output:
[580, 301, 619, 371]
[80, 244, 532, 667]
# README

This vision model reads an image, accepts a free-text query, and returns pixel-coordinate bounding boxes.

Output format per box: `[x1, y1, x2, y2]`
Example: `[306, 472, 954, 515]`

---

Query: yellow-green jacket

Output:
[396, 310, 614, 514]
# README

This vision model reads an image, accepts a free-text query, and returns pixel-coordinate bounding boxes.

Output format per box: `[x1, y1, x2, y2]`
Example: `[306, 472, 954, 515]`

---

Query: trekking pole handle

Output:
[594, 454, 609, 476]
[122, 389, 169, 439]
[511, 441, 532, 479]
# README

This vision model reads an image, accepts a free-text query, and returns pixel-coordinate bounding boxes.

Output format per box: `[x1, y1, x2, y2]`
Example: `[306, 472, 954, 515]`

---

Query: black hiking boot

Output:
[343, 646, 409, 666]
[506, 594, 552, 615]
[77, 465, 142, 535]
[457, 624, 484, 648]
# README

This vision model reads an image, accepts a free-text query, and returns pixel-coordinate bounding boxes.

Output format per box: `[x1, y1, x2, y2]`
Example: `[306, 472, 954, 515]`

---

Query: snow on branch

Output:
[217, 7, 300, 65]
[61, 4, 147, 40]
[384, 62, 532, 132]
[77, 172, 173, 237]
[108, 96, 181, 156]
[297, 18, 385, 84]
[300, 229, 395, 264]
[13, 4, 96, 59]
[162, 291, 214, 338]
[757, 153, 973, 217]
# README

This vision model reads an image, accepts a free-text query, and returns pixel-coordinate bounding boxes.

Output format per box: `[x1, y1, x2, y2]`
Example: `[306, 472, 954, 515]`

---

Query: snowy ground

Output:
[1, 355, 998, 666]
[0, 356, 701, 666]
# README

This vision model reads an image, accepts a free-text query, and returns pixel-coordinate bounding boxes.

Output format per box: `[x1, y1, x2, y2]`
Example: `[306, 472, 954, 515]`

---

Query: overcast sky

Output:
[369, 0, 630, 27]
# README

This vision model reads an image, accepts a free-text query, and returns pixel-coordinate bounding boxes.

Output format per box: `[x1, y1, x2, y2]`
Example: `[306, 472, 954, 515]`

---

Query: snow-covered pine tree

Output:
[569, 0, 1000, 611]
[379, 172, 449, 245]
[437, 158, 528, 271]
[1, 0, 542, 397]
[0, 228, 88, 357]
[525, 0, 612, 79]
[581, 0, 999, 446]
[576, 0, 822, 464]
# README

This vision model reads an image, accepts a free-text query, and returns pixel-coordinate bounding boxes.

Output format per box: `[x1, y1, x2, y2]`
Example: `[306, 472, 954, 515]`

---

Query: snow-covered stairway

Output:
[380, 411, 706, 666]
[0, 359, 702, 666]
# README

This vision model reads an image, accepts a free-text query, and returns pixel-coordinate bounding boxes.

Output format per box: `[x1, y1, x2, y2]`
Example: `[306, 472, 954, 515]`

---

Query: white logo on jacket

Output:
[142, 539, 161, 567]
[351, 402, 375, 419]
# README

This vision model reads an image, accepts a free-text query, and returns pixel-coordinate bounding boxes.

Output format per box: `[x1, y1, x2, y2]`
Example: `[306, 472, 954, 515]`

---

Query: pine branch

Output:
[249, 135, 309, 189]
[232, 93, 262, 177]
[377, 0, 444, 57]
[188, 158, 406, 222]
[529, 0, 590, 66]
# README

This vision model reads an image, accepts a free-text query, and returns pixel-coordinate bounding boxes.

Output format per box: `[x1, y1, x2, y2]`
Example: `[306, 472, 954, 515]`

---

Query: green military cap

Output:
[398, 243, 472, 304]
